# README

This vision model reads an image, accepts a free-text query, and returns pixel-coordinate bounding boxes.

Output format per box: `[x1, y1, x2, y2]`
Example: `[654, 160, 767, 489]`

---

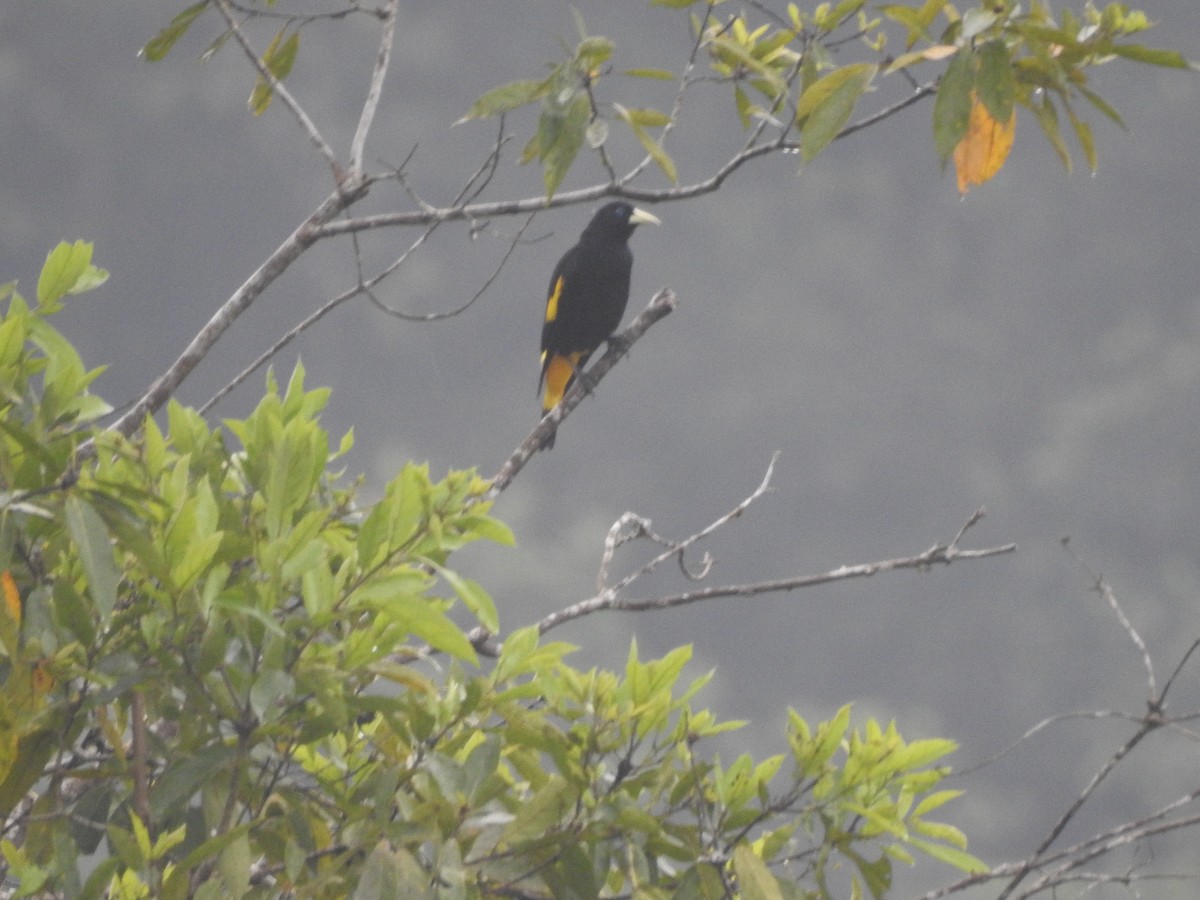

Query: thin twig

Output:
[599, 453, 779, 600]
[200, 131, 524, 412]
[1062, 537, 1158, 704]
[211, 0, 341, 176]
[533, 509, 1014, 636]
[466, 510, 1013, 658]
[618, 0, 718, 187]
[90, 182, 369, 446]
[995, 721, 1160, 900]
[368, 212, 539, 323]
[349, 0, 397, 172]
[952, 709, 1144, 778]
[1160, 637, 1200, 707]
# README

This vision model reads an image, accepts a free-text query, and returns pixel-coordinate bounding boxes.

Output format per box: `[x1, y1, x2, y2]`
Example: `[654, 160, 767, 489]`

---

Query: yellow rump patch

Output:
[541, 352, 585, 412]
[545, 276, 564, 323]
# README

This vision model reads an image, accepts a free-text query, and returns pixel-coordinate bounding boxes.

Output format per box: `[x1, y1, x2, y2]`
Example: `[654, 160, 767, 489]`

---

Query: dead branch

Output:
[349, 0, 398, 172]
[465, 507, 1014, 658]
[534, 507, 1014, 634]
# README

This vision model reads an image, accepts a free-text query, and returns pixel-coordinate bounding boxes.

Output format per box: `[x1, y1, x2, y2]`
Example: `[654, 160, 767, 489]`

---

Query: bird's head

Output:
[584, 201, 662, 242]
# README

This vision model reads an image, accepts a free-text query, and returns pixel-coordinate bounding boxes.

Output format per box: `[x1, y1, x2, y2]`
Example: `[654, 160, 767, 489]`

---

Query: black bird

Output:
[538, 201, 660, 447]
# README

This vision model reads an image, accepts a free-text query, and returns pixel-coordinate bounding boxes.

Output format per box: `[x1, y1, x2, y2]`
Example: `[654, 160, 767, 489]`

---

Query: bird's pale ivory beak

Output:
[628, 207, 661, 226]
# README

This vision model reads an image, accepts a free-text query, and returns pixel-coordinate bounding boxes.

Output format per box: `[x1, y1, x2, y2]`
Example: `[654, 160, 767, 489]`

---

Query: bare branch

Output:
[1021, 795, 1200, 897]
[199, 131, 523, 414]
[349, 0, 398, 172]
[597, 513, 656, 596]
[465, 507, 1013, 660]
[531, 508, 1014, 635]
[925, 788, 1200, 898]
[1161, 637, 1200, 707]
[1064, 538, 1158, 702]
[93, 181, 369, 445]
[952, 709, 1145, 778]
[994, 721, 1160, 899]
[600, 452, 779, 599]
[367, 212, 539, 323]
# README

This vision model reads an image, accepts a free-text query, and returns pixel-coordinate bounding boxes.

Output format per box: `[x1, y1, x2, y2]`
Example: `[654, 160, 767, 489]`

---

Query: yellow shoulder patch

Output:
[545, 276, 564, 323]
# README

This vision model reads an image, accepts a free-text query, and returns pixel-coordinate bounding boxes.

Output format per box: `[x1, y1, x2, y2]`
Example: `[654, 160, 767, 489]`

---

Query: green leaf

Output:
[623, 67, 676, 80]
[621, 107, 672, 127]
[150, 745, 237, 820]
[457, 79, 551, 123]
[879, 5, 926, 46]
[906, 837, 988, 873]
[380, 594, 478, 663]
[615, 104, 678, 184]
[734, 84, 754, 129]
[1032, 93, 1071, 172]
[539, 91, 591, 198]
[64, 496, 120, 619]
[141, 1, 209, 62]
[37, 241, 105, 312]
[976, 40, 1015, 122]
[0, 839, 48, 896]
[932, 48, 975, 162]
[106, 822, 145, 870]
[651, 0, 701, 7]
[1064, 100, 1097, 173]
[217, 828, 251, 897]
[811, 704, 851, 770]
[733, 845, 783, 900]
[263, 426, 320, 540]
[814, 0, 869, 31]
[502, 775, 571, 844]
[911, 816, 968, 848]
[495, 627, 535, 674]
[1108, 42, 1192, 69]
[250, 29, 300, 115]
[456, 514, 515, 547]
[889, 736, 956, 772]
[356, 843, 429, 900]
[574, 35, 614, 72]
[710, 35, 787, 95]
[434, 564, 499, 634]
[160, 822, 255, 896]
[844, 847, 892, 899]
[1076, 85, 1126, 129]
[913, 789, 964, 817]
[795, 63, 877, 162]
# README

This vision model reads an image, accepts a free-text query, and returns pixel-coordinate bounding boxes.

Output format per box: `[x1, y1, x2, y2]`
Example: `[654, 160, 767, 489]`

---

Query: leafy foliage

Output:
[451, 0, 1185, 193]
[141, 1, 1187, 195]
[0, 250, 981, 896]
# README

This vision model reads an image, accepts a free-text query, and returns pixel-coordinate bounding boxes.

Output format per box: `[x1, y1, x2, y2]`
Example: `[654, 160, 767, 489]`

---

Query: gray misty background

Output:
[2, 1, 1198, 893]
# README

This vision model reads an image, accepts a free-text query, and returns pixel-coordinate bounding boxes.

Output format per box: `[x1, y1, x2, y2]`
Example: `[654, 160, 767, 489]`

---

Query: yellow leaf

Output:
[953, 92, 1016, 194]
[922, 44, 959, 60]
[1, 571, 19, 626]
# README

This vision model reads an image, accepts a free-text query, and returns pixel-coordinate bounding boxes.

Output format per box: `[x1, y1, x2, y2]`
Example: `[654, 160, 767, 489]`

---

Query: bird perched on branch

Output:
[538, 201, 661, 448]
